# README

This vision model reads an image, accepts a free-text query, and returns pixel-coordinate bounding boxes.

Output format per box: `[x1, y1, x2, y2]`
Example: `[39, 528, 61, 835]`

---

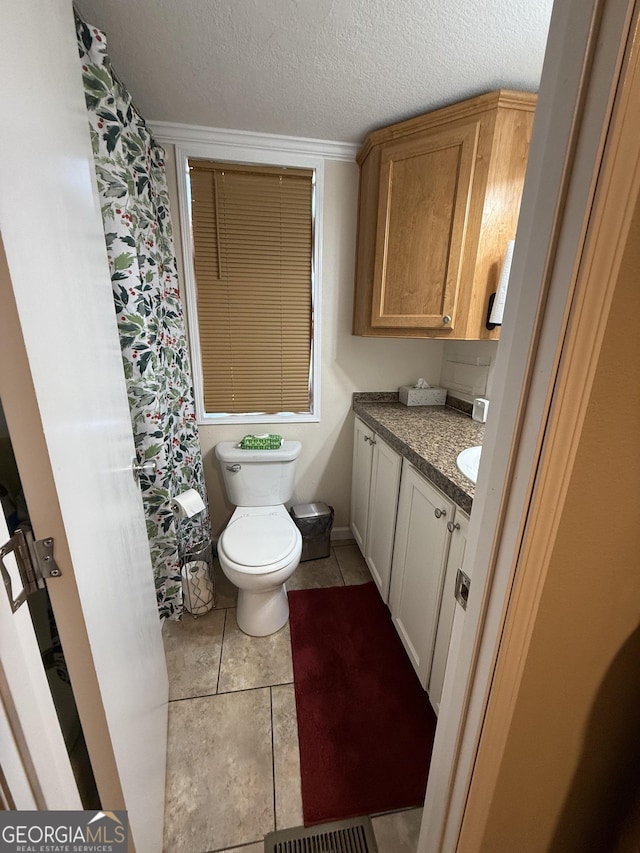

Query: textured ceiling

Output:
[76, 0, 554, 144]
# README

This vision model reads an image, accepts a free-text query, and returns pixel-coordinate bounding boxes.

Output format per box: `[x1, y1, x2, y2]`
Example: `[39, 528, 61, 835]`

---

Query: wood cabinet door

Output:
[350, 417, 374, 553]
[371, 121, 480, 331]
[389, 464, 455, 687]
[365, 435, 402, 602]
[428, 510, 469, 713]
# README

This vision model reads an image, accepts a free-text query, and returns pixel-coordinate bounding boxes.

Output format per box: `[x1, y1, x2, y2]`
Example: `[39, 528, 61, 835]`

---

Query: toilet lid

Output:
[221, 515, 297, 567]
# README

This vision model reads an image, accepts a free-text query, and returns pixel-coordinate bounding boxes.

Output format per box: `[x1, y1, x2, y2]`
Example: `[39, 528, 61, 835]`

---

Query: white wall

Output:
[163, 148, 445, 534]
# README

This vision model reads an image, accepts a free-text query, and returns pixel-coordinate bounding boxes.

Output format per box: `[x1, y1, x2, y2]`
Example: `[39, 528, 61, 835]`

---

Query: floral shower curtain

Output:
[76, 15, 210, 620]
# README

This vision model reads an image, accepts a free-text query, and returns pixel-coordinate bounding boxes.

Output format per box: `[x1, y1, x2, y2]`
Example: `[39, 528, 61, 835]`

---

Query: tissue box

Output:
[399, 386, 447, 406]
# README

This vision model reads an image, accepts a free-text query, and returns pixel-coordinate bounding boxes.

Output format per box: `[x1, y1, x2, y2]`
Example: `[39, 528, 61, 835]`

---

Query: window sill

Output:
[197, 412, 320, 426]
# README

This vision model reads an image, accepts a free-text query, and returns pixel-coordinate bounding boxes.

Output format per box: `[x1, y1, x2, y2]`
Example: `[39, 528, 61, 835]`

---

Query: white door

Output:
[0, 3, 168, 852]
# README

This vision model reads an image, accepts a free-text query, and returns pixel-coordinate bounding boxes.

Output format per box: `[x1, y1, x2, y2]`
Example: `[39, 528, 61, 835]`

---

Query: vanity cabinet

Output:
[350, 417, 402, 602]
[353, 90, 536, 341]
[388, 461, 469, 707]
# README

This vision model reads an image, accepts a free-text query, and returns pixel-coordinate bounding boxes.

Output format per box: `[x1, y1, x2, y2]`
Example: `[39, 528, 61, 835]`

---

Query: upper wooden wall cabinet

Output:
[352, 90, 537, 340]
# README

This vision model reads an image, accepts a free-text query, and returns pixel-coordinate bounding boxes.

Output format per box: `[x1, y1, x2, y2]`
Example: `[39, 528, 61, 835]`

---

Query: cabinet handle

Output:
[370, 437, 376, 445]
[434, 507, 447, 519]
[442, 315, 452, 325]
[447, 521, 461, 533]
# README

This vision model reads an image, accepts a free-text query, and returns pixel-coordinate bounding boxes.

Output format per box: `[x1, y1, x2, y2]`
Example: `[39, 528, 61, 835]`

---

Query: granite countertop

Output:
[352, 394, 484, 514]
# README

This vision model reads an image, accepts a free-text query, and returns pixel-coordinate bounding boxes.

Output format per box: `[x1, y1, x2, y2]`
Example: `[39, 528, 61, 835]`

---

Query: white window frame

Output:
[174, 140, 323, 425]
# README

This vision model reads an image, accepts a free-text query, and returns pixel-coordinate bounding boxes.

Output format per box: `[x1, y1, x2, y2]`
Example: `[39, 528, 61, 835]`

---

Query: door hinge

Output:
[0, 528, 61, 613]
[455, 568, 471, 611]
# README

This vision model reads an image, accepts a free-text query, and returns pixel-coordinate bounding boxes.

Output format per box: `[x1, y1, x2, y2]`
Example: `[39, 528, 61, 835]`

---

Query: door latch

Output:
[0, 528, 61, 613]
[454, 568, 471, 611]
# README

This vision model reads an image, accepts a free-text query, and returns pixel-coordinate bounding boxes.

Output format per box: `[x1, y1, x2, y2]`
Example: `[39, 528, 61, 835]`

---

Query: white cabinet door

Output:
[350, 417, 374, 552]
[390, 463, 454, 687]
[365, 435, 402, 601]
[428, 510, 469, 713]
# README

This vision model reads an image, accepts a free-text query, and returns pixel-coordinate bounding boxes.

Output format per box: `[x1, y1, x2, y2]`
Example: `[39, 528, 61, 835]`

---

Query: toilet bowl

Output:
[217, 505, 302, 636]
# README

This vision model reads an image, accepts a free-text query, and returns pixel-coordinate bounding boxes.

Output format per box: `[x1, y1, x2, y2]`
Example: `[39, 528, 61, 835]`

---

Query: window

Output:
[180, 151, 322, 424]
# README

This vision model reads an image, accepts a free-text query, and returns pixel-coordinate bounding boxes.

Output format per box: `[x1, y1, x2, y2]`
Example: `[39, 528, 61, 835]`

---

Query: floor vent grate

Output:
[264, 816, 379, 853]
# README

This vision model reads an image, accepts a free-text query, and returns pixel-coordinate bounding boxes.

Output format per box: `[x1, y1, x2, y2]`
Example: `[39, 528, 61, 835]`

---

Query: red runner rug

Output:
[288, 582, 437, 826]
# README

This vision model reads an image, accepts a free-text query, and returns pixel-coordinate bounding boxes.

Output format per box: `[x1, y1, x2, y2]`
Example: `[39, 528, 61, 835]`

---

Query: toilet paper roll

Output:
[171, 488, 206, 519]
[181, 560, 214, 615]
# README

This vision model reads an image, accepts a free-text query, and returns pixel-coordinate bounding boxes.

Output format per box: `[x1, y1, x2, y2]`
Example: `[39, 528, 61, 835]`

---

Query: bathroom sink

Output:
[456, 445, 482, 484]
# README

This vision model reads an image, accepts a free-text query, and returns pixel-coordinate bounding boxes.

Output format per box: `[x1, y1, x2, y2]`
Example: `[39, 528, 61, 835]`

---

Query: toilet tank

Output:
[215, 440, 302, 506]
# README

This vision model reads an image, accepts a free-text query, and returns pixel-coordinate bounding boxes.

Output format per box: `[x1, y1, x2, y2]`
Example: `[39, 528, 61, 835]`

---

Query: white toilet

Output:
[215, 440, 303, 636]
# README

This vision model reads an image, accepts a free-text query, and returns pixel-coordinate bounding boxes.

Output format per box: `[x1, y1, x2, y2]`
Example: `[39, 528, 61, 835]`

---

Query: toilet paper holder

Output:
[171, 488, 207, 520]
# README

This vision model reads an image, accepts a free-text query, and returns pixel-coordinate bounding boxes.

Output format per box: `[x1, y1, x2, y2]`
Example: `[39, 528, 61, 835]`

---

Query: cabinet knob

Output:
[434, 507, 447, 519]
[442, 315, 452, 325]
[447, 521, 461, 533]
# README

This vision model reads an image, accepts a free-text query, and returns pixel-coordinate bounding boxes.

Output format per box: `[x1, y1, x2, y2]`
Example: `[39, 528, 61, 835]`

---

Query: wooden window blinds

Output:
[188, 159, 314, 414]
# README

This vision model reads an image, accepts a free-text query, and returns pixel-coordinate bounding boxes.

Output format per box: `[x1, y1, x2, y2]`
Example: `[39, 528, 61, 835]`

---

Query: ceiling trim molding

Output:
[148, 120, 359, 162]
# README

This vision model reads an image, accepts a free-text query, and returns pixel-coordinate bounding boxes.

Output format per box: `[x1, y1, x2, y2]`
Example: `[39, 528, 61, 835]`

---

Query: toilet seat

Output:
[218, 513, 299, 574]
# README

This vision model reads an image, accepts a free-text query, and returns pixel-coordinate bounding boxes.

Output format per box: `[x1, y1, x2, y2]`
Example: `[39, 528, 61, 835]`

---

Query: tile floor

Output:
[162, 541, 423, 853]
